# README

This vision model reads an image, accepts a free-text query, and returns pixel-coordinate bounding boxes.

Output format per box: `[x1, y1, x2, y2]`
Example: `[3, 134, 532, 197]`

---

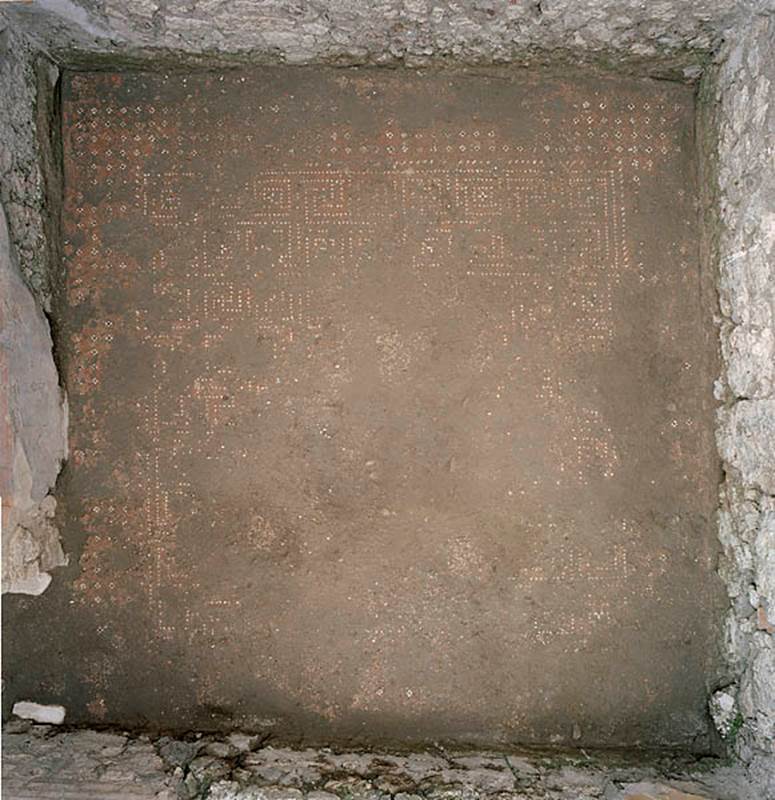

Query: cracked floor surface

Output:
[0, 722, 760, 800]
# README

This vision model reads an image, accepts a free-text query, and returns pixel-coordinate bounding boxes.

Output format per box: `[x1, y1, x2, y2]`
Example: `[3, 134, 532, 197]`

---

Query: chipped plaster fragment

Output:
[724, 323, 775, 399]
[755, 502, 775, 616]
[0, 201, 67, 595]
[718, 399, 775, 495]
[3, 493, 66, 595]
[756, 605, 775, 634]
[12, 701, 66, 724]
[709, 689, 739, 738]
[35, 0, 113, 38]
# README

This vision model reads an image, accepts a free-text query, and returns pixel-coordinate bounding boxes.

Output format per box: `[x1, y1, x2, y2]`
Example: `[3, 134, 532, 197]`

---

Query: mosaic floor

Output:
[4, 67, 723, 747]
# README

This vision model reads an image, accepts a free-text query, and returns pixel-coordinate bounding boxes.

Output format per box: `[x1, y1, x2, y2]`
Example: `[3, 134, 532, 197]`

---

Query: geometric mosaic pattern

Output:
[7, 68, 723, 748]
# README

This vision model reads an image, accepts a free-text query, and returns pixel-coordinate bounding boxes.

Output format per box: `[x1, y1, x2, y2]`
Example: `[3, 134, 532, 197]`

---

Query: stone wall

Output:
[700, 8, 775, 789]
[1, 0, 746, 76]
[0, 15, 68, 596]
[0, 17, 55, 305]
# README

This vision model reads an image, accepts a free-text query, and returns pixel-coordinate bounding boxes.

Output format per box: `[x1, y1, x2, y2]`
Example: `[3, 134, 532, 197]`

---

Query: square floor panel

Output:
[4, 68, 724, 748]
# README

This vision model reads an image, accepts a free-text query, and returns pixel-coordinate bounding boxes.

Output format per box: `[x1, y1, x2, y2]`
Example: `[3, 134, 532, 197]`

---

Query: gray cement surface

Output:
[2, 67, 725, 749]
[0, 721, 762, 800]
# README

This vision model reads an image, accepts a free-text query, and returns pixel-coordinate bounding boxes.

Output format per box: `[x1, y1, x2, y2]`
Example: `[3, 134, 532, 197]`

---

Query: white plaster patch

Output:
[12, 701, 66, 724]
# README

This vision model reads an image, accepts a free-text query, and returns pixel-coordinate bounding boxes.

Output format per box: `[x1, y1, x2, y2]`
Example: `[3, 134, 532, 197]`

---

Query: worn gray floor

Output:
[3, 67, 724, 747]
[1, 722, 761, 800]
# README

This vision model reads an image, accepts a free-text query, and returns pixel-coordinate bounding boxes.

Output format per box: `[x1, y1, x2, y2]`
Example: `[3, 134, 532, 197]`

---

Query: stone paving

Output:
[1, 722, 761, 800]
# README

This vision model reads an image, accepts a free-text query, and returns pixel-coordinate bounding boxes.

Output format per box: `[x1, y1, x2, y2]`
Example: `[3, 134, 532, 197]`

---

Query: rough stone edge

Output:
[0, 720, 763, 800]
[1, 0, 756, 80]
[0, 16, 68, 595]
[698, 8, 775, 793]
[0, 14, 54, 305]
